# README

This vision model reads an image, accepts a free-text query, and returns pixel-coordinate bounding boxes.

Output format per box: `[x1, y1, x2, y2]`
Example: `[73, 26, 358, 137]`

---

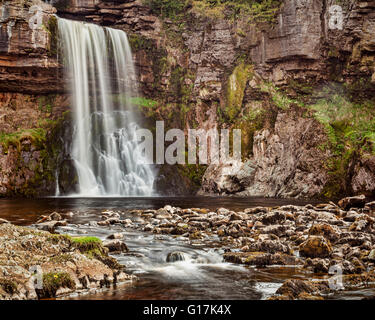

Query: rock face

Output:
[1, 0, 375, 198]
[200, 109, 330, 198]
[0, 0, 62, 94]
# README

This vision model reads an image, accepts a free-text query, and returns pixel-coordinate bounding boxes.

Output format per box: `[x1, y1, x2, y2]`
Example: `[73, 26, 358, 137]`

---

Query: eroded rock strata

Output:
[0, 0, 375, 198]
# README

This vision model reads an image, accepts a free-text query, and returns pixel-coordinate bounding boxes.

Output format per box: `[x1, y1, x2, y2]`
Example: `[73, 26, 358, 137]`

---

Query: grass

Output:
[41, 272, 75, 298]
[0, 128, 47, 153]
[305, 85, 375, 197]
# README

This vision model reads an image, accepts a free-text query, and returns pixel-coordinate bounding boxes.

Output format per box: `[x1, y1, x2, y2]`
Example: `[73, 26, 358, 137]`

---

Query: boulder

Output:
[166, 251, 187, 262]
[299, 236, 333, 258]
[338, 195, 366, 210]
[106, 233, 124, 240]
[0, 218, 10, 225]
[103, 240, 128, 253]
[309, 223, 340, 242]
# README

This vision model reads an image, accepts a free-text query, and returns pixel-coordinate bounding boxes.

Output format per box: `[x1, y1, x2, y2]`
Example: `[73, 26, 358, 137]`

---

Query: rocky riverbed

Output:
[1, 195, 375, 300]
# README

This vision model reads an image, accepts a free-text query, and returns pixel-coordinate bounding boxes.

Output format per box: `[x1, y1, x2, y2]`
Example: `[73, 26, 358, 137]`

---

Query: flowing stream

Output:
[1, 197, 374, 300]
[57, 18, 154, 197]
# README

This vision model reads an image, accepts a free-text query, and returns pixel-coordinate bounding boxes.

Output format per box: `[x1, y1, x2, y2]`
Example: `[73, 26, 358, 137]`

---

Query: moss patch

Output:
[225, 61, 253, 121]
[41, 272, 75, 298]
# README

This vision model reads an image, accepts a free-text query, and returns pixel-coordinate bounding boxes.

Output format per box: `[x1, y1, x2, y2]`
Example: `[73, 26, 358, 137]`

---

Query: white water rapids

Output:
[57, 18, 154, 197]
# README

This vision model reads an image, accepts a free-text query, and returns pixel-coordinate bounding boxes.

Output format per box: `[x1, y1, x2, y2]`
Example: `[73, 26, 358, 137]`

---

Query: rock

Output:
[49, 212, 63, 221]
[259, 211, 286, 225]
[260, 225, 288, 237]
[103, 240, 129, 253]
[246, 240, 291, 254]
[143, 224, 154, 232]
[304, 258, 330, 274]
[217, 208, 230, 215]
[274, 279, 329, 300]
[338, 195, 366, 210]
[309, 223, 340, 242]
[36, 220, 67, 233]
[299, 236, 333, 258]
[223, 252, 301, 266]
[106, 233, 124, 240]
[166, 252, 187, 263]
[368, 249, 375, 261]
[0, 218, 10, 225]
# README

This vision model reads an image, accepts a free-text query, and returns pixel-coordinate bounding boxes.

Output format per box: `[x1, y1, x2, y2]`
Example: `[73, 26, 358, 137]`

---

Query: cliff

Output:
[0, 0, 375, 198]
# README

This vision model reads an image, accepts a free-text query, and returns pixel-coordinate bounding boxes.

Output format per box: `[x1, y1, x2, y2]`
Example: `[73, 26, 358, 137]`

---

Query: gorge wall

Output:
[0, 0, 375, 198]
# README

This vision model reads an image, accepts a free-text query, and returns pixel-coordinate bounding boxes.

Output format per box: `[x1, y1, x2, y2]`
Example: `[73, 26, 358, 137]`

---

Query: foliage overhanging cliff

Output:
[0, 0, 374, 198]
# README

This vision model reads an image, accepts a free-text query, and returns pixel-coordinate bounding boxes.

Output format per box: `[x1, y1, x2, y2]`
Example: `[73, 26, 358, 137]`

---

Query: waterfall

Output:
[57, 18, 155, 197]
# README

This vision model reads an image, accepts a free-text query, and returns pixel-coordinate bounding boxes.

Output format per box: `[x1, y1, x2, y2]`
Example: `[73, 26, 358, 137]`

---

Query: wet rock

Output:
[259, 211, 286, 225]
[36, 220, 67, 233]
[217, 208, 230, 215]
[107, 233, 124, 240]
[309, 223, 340, 242]
[304, 258, 330, 274]
[244, 207, 268, 215]
[166, 252, 187, 263]
[260, 225, 288, 237]
[246, 240, 291, 254]
[0, 218, 10, 225]
[223, 252, 301, 266]
[338, 195, 366, 210]
[337, 232, 372, 246]
[103, 240, 129, 253]
[274, 279, 329, 300]
[143, 224, 154, 232]
[299, 236, 333, 258]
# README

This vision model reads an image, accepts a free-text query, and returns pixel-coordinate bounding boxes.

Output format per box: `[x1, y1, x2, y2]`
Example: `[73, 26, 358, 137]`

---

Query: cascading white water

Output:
[57, 18, 155, 197]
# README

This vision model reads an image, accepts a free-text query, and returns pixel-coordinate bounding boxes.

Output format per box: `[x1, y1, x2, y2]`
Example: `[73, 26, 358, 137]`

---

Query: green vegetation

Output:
[192, 0, 282, 22]
[306, 85, 375, 197]
[45, 16, 58, 57]
[0, 128, 47, 153]
[144, 0, 190, 19]
[178, 163, 207, 188]
[69, 236, 108, 259]
[70, 236, 103, 251]
[225, 61, 253, 121]
[42, 272, 75, 298]
[143, 0, 282, 23]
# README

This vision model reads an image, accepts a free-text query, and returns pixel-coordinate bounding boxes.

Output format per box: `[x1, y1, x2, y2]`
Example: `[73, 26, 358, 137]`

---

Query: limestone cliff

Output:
[0, 0, 375, 198]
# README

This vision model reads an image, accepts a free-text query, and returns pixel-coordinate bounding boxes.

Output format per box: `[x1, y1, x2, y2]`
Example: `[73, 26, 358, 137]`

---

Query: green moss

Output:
[70, 236, 103, 251]
[144, 0, 190, 20]
[178, 163, 207, 188]
[225, 61, 253, 121]
[49, 253, 75, 264]
[190, 0, 282, 23]
[42, 272, 75, 298]
[43, 16, 58, 57]
[307, 87, 375, 197]
[0, 128, 47, 153]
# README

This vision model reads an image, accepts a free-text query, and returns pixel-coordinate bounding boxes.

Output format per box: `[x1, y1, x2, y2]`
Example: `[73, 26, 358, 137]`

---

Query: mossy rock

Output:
[39, 272, 75, 298]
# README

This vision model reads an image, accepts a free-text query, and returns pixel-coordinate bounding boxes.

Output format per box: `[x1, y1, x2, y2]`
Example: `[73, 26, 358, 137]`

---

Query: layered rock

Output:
[0, 0, 63, 94]
[1, 0, 375, 198]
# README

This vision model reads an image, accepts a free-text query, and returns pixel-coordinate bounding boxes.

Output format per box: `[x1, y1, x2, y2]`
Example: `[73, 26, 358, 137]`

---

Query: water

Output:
[57, 18, 154, 197]
[1, 196, 374, 300]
